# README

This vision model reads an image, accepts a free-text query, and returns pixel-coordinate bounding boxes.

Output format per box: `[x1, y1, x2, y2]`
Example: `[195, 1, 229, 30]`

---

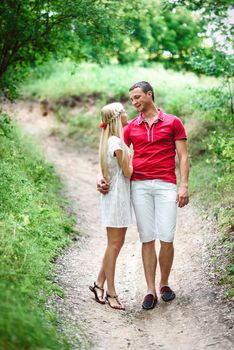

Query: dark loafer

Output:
[142, 293, 158, 310]
[160, 286, 176, 302]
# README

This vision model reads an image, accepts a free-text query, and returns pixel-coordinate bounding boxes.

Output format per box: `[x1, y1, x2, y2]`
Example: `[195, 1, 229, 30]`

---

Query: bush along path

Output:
[7, 100, 234, 350]
[0, 109, 75, 349]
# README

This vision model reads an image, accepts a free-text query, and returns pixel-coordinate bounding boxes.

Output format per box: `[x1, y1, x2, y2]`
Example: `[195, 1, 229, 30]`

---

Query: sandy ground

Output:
[5, 101, 234, 350]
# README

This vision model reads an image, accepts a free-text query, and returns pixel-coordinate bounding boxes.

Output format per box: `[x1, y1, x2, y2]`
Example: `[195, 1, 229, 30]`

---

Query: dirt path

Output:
[6, 101, 233, 350]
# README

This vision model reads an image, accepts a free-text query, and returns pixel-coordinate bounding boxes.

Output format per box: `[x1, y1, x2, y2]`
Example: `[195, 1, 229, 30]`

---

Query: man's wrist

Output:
[179, 183, 188, 188]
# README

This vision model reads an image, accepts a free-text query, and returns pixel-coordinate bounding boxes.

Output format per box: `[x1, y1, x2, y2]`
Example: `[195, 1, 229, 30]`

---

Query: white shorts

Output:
[131, 180, 177, 243]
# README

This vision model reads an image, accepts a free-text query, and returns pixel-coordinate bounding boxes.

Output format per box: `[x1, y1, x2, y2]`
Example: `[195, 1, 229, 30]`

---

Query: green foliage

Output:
[187, 83, 234, 293]
[0, 113, 76, 349]
[189, 52, 234, 114]
[191, 86, 234, 182]
[164, 0, 234, 114]
[217, 230, 234, 296]
[207, 130, 234, 173]
[0, 0, 208, 97]
[190, 49, 234, 78]
[192, 85, 233, 124]
[164, 0, 233, 28]
[21, 60, 216, 101]
[0, 113, 14, 136]
[0, 0, 135, 97]
[68, 113, 100, 148]
[114, 0, 203, 69]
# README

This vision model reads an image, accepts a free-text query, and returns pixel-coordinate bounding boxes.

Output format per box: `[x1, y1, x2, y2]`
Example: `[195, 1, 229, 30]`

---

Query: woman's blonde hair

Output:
[99, 102, 129, 180]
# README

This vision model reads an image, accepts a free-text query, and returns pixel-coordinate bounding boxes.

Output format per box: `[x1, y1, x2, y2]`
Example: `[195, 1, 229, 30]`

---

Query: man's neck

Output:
[142, 106, 159, 120]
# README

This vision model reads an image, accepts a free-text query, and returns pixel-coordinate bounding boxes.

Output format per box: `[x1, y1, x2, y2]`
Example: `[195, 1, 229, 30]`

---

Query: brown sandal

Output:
[106, 292, 125, 310]
[89, 282, 105, 304]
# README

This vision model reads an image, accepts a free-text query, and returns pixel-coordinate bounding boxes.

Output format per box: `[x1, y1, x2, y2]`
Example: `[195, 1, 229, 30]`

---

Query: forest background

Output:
[0, 0, 233, 349]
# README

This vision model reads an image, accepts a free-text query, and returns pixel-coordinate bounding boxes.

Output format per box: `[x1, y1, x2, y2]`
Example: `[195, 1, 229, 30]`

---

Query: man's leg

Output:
[142, 240, 157, 296]
[159, 241, 174, 287]
[154, 180, 177, 301]
[131, 181, 158, 308]
[159, 240, 176, 301]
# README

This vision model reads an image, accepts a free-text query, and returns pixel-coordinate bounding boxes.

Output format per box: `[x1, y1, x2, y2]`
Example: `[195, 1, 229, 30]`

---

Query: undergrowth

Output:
[0, 112, 76, 349]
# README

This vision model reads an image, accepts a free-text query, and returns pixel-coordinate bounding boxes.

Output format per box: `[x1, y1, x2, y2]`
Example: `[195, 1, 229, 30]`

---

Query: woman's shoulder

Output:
[108, 135, 121, 145]
[109, 135, 120, 141]
[108, 135, 122, 154]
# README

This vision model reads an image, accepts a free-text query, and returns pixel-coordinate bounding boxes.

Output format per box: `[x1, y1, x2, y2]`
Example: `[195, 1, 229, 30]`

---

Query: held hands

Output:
[97, 175, 109, 195]
[176, 185, 189, 208]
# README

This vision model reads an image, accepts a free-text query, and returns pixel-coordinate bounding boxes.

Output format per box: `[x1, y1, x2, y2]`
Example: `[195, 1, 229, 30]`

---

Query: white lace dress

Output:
[101, 136, 132, 227]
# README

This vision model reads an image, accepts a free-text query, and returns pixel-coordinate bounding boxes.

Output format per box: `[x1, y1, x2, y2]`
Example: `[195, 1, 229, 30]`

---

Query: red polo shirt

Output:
[123, 109, 187, 184]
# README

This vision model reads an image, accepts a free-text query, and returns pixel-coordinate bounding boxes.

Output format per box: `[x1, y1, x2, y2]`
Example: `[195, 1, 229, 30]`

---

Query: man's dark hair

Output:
[129, 81, 154, 101]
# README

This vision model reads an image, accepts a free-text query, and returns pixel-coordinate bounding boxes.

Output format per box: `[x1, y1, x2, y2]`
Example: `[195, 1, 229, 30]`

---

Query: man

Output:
[98, 81, 189, 310]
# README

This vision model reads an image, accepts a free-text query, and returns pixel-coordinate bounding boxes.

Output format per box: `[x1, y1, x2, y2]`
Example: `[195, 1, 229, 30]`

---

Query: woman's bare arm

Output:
[115, 149, 133, 178]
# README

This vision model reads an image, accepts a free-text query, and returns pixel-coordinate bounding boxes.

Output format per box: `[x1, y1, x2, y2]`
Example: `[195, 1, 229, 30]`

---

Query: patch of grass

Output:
[68, 113, 99, 148]
[189, 148, 234, 295]
[21, 59, 217, 104]
[0, 113, 76, 349]
[227, 288, 234, 298]
[54, 106, 101, 149]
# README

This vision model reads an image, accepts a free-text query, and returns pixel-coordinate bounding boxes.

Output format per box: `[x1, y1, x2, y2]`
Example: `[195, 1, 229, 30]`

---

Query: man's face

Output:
[129, 87, 153, 112]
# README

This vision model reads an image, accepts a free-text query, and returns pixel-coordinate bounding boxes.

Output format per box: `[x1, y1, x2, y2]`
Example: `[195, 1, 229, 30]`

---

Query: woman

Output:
[89, 102, 133, 310]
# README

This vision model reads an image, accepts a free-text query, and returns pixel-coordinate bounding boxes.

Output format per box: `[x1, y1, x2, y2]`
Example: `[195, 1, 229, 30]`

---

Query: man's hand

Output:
[97, 175, 109, 195]
[175, 140, 189, 208]
[176, 185, 189, 208]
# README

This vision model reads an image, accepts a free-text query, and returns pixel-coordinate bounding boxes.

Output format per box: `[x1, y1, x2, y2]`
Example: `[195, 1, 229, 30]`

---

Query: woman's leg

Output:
[103, 227, 126, 308]
[91, 266, 106, 303]
[96, 265, 106, 289]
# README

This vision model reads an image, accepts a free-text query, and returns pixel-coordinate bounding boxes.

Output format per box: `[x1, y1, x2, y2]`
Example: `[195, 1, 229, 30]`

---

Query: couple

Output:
[89, 81, 189, 310]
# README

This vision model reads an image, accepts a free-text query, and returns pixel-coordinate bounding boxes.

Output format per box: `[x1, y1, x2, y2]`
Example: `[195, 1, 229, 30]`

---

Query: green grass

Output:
[67, 113, 100, 148]
[21, 59, 217, 105]
[0, 113, 76, 349]
[21, 59, 219, 147]
[189, 123, 234, 296]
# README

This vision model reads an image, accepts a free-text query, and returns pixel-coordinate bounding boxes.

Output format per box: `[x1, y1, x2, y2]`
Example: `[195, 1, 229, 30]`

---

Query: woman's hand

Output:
[97, 175, 109, 194]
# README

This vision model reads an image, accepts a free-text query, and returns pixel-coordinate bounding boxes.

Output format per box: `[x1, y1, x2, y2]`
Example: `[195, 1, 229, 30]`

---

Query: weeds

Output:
[0, 113, 75, 349]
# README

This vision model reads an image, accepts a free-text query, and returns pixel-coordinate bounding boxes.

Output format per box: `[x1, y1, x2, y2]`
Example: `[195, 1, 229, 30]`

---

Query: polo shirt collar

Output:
[137, 108, 164, 125]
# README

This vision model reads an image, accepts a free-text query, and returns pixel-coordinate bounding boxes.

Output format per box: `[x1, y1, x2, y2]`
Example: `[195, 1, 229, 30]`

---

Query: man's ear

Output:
[147, 90, 153, 98]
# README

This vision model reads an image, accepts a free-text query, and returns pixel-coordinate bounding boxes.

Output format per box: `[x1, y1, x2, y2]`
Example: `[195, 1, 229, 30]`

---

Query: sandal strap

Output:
[106, 293, 124, 309]
[106, 293, 121, 305]
[106, 292, 118, 299]
[93, 282, 104, 292]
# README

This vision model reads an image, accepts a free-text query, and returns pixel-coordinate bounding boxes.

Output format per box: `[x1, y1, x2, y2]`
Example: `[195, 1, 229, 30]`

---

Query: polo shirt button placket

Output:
[150, 121, 158, 142]
[143, 122, 150, 142]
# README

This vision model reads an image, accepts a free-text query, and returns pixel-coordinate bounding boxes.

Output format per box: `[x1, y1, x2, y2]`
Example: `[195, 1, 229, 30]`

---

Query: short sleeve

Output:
[123, 123, 131, 147]
[173, 117, 187, 140]
[108, 136, 122, 156]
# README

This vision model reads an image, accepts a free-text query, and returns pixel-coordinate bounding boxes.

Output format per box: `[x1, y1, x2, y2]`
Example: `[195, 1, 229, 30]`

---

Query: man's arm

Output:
[175, 140, 189, 208]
